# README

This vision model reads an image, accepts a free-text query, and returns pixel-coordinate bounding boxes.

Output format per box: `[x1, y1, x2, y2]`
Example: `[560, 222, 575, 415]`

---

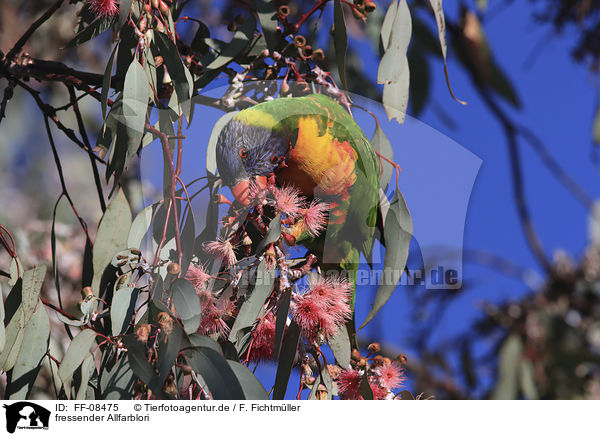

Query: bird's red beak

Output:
[231, 176, 268, 206]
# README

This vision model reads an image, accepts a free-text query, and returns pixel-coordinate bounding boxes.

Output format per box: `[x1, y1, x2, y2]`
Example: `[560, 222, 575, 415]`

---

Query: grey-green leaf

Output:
[359, 191, 412, 329]
[186, 347, 245, 400]
[228, 360, 269, 399]
[58, 329, 97, 387]
[328, 326, 351, 368]
[7, 301, 50, 399]
[171, 278, 202, 334]
[229, 259, 274, 346]
[111, 286, 139, 336]
[92, 188, 132, 295]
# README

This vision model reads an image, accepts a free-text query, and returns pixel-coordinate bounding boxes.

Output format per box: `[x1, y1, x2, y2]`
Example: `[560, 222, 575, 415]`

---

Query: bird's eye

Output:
[239, 148, 249, 158]
[270, 155, 279, 164]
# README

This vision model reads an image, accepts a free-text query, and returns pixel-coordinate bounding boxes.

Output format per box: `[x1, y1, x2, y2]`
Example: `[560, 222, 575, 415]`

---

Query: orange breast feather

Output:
[278, 116, 357, 202]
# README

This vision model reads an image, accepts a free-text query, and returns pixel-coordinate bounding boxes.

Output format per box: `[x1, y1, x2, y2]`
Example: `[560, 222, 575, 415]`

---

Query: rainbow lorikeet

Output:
[215, 94, 381, 342]
[215, 94, 381, 271]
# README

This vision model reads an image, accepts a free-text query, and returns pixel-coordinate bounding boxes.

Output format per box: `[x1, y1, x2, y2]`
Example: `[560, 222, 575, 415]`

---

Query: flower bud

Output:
[357, 358, 368, 368]
[159, 0, 169, 15]
[368, 342, 381, 353]
[364, 0, 376, 13]
[351, 349, 362, 361]
[293, 35, 306, 48]
[157, 312, 173, 336]
[82, 286, 93, 298]
[136, 324, 151, 344]
[167, 262, 180, 275]
[302, 45, 313, 57]
[373, 355, 384, 366]
[311, 49, 325, 62]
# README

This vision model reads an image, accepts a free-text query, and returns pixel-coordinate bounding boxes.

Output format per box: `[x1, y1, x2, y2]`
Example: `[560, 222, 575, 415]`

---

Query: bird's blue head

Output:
[215, 118, 289, 204]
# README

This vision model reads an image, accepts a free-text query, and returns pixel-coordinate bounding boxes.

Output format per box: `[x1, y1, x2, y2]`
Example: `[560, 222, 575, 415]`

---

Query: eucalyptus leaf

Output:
[273, 320, 300, 400]
[6, 301, 50, 399]
[185, 347, 245, 400]
[229, 259, 274, 346]
[171, 278, 202, 334]
[92, 188, 132, 295]
[228, 360, 269, 399]
[58, 329, 97, 389]
[359, 191, 412, 329]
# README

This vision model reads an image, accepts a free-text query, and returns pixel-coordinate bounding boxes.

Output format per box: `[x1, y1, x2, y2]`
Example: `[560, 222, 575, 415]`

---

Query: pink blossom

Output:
[204, 238, 238, 267]
[273, 185, 303, 218]
[291, 294, 326, 340]
[88, 0, 119, 17]
[186, 264, 211, 293]
[302, 200, 329, 237]
[199, 305, 229, 338]
[248, 312, 276, 363]
[336, 368, 362, 400]
[377, 361, 405, 390]
[369, 381, 388, 400]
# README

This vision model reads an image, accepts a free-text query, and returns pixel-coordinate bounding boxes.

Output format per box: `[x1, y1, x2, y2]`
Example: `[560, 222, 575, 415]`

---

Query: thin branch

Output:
[67, 85, 107, 212]
[44, 115, 93, 245]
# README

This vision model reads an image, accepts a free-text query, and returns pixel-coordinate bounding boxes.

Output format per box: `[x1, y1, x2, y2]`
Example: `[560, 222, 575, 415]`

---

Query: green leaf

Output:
[102, 44, 119, 120]
[377, 0, 411, 123]
[358, 191, 412, 329]
[122, 334, 158, 389]
[8, 256, 23, 287]
[273, 320, 300, 400]
[204, 14, 257, 71]
[273, 287, 291, 359]
[255, 0, 279, 52]
[207, 112, 237, 176]
[186, 347, 245, 400]
[371, 119, 394, 190]
[92, 188, 132, 295]
[333, 0, 348, 90]
[122, 60, 151, 147]
[76, 354, 96, 400]
[6, 301, 50, 399]
[328, 326, 351, 368]
[191, 21, 210, 54]
[0, 282, 5, 353]
[171, 278, 202, 334]
[157, 322, 183, 389]
[127, 203, 155, 249]
[20, 265, 46, 323]
[428, 0, 466, 105]
[519, 358, 538, 400]
[492, 334, 523, 400]
[228, 360, 269, 399]
[111, 286, 139, 336]
[58, 329, 97, 388]
[360, 371, 374, 400]
[188, 334, 223, 356]
[98, 351, 135, 399]
[0, 309, 25, 372]
[229, 259, 274, 346]
[66, 15, 117, 47]
[593, 104, 600, 145]
[154, 32, 194, 121]
[118, 0, 133, 29]
[256, 215, 281, 254]
[56, 313, 85, 327]
[180, 207, 196, 276]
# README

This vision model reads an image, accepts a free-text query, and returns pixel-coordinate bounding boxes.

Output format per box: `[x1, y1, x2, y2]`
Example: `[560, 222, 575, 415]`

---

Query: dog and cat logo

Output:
[2, 402, 50, 433]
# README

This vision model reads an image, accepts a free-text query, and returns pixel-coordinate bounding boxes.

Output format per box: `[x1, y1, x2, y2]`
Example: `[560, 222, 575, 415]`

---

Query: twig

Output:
[44, 115, 93, 245]
[67, 85, 107, 212]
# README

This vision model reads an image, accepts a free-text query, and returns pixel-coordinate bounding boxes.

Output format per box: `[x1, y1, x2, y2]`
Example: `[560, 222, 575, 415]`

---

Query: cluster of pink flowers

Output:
[334, 355, 406, 400]
[247, 312, 276, 363]
[88, 0, 119, 17]
[186, 264, 229, 338]
[291, 274, 352, 343]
